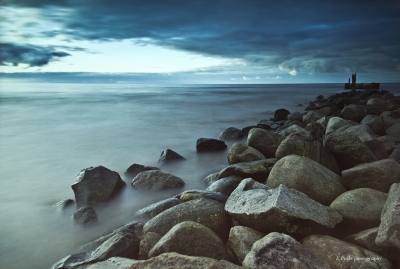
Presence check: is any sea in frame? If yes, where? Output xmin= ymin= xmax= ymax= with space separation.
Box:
xmin=0 ymin=77 xmax=399 ymax=269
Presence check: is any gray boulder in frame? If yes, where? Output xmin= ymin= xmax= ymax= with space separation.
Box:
xmin=367 ymin=98 xmax=387 ymax=106
xmin=273 ymin=108 xmax=290 ymax=121
xmin=218 ymin=159 xmax=277 ymax=182
xmin=73 ymin=207 xmax=98 ymax=226
xmin=86 ymin=257 xmax=137 ymax=269
xmin=279 ymin=124 xmax=309 ymax=137
xmin=196 ymin=138 xmax=227 ymax=152
xmin=133 ymin=198 xmax=180 ymax=220
xmin=247 ymin=128 xmax=284 ymax=158
xmin=227 ymin=143 xmax=265 ymax=164
xmin=341 ymin=159 xmax=400 ymax=192
xmin=377 ymin=135 xmax=400 ymax=154
xmin=386 ymin=122 xmax=400 ymax=137
xmin=203 ymin=172 xmax=219 ymax=186
xmin=325 ymin=116 xmax=358 ymax=135
xmin=138 ymin=232 xmax=162 ymax=260
xmin=389 ymin=145 xmax=400 ymax=163
xmin=124 ymin=164 xmax=159 ymax=180
xmin=346 ymin=228 xmax=387 ymax=259
xmin=158 ymin=149 xmax=185 ymax=165
xmin=303 ymin=111 xmax=324 ymax=126
xmin=341 ymin=124 xmax=376 ymax=142
xmin=242 ymin=232 xmax=331 ymax=269
xmin=302 ymin=234 xmax=395 ymax=269
xmin=206 ymin=175 xmax=243 ymax=195
xmin=325 ymin=132 xmax=377 ymax=170
xmin=227 ymin=226 xmax=264 ymax=264
xmin=267 ymin=155 xmax=346 ymax=206
xmin=364 ymin=139 xmax=389 ymax=160
xmin=53 ymin=199 xmax=75 ymax=214
xmin=287 ymin=111 xmax=304 ymax=122
xmin=381 ymin=114 xmax=400 ymax=130
xmin=330 ymin=188 xmax=388 ymax=232
xmin=131 ymin=170 xmax=184 ymax=190
xmin=225 ymin=179 xmax=343 ymax=238
xmin=219 ymin=127 xmax=244 ymax=140
xmin=148 ymin=221 xmax=230 ymax=261
xmin=72 ymin=166 xmax=126 ymax=208
xmin=361 ymin=115 xmax=384 ymax=135
xmin=174 ymin=189 xmax=228 ymax=204
xmin=143 ymin=198 xmax=232 ymax=241
xmin=340 ymin=104 xmax=367 ymax=123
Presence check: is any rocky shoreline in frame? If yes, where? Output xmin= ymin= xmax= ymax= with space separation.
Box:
xmin=52 ymin=88 xmax=400 ymax=269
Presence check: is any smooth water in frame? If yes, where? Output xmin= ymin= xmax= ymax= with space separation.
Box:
xmin=0 ymin=80 xmax=398 ymax=268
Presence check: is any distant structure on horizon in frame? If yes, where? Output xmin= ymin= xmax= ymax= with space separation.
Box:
xmin=345 ymin=73 xmax=380 ymax=90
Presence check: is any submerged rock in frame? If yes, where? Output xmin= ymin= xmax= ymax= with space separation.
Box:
xmin=157 ymin=149 xmax=185 ymax=165
xmin=196 ymin=138 xmax=227 ymax=152
xmin=53 ymin=199 xmax=75 ymax=214
xmin=73 ymin=207 xmax=98 ymax=226
xmin=133 ymin=198 xmax=180 ymax=220
xmin=219 ymin=127 xmax=244 ymax=140
xmin=273 ymin=108 xmax=290 ymax=121
xmin=124 ymin=164 xmax=159 ymax=180
xmin=131 ymin=170 xmax=184 ymax=190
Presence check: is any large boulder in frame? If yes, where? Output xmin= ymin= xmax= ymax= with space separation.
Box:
xmin=124 ymin=164 xmax=159 ymax=180
xmin=72 ymin=166 xmax=126 ymax=208
xmin=73 ymin=207 xmax=98 ymax=226
xmin=341 ymin=124 xmax=376 ymax=142
xmin=267 ymin=155 xmax=346 ymax=205
xmin=346 ymin=228 xmax=387 ymax=259
xmin=143 ymin=198 xmax=232 ymax=241
xmin=157 ymin=149 xmax=185 ymax=165
xmin=302 ymin=235 xmax=395 ymax=269
xmin=364 ymin=139 xmax=389 ymax=160
xmin=133 ymin=198 xmax=180 ymax=220
xmin=302 ymin=111 xmax=324 ymax=126
xmin=203 ymin=172 xmax=219 ymax=186
xmin=279 ymin=124 xmax=309 ymax=137
xmin=175 ymin=189 xmax=228 ymax=204
xmin=367 ymin=98 xmax=387 ymax=106
xmin=361 ymin=115 xmax=384 ymax=135
xmin=225 ymin=179 xmax=343 ymax=239
xmin=247 ymin=128 xmax=284 ymax=158
xmin=227 ymin=143 xmax=265 ymax=164
xmin=341 ymin=159 xmax=400 ymax=192
xmin=287 ymin=111 xmax=304 ymax=122
xmin=330 ymin=188 xmax=388 ymax=232
xmin=325 ymin=132 xmax=377 ymax=170
xmin=218 ymin=127 xmax=244 ymax=140
xmin=275 ymin=132 xmax=340 ymax=174
xmin=138 ymin=232 xmax=161 ymax=260
xmin=325 ymin=117 xmax=358 ymax=135
xmin=206 ymin=175 xmax=243 ymax=195
xmin=85 ymin=257 xmax=136 ymax=269
xmin=273 ymin=108 xmax=290 ymax=121
xmin=227 ymin=226 xmax=265 ymax=264
xmin=389 ymin=145 xmax=400 ymax=163
xmin=218 ymin=159 xmax=277 ymax=182
xmin=131 ymin=170 xmax=184 ymax=190
xmin=386 ymin=122 xmax=400 ymax=137
xmin=242 ymin=232 xmax=331 ymax=269
xmin=340 ymin=104 xmax=367 ymax=123
xmin=53 ymin=199 xmax=75 ymax=214
xmin=381 ymin=114 xmax=400 ymax=130
xmin=377 ymin=135 xmax=400 ymax=154
xmin=148 ymin=221 xmax=230 ymax=261
xmin=196 ymin=138 xmax=227 ymax=152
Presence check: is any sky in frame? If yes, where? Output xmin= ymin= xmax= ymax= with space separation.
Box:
xmin=0 ymin=0 xmax=400 ymax=83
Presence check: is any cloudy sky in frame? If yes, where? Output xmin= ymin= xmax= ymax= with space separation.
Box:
xmin=1 ymin=0 xmax=399 ymax=83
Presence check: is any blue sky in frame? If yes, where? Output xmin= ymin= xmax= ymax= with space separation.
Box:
xmin=1 ymin=0 xmax=399 ymax=83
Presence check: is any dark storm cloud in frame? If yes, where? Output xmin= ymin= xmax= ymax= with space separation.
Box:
xmin=4 ymin=0 xmax=400 ymax=74
xmin=0 ymin=43 xmax=70 ymax=66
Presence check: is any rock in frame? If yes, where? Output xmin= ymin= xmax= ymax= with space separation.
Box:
xmin=341 ymin=124 xmax=376 ymax=142
xmin=382 ymin=93 xmax=395 ymax=101
xmin=316 ymin=116 xmax=330 ymax=129
xmin=86 ymin=257 xmax=136 ymax=269
xmin=131 ymin=170 xmax=184 ymax=190
xmin=275 ymin=132 xmax=340 ymax=174
xmin=361 ymin=115 xmax=384 ymax=135
xmin=273 ymin=108 xmax=290 ymax=121
xmin=302 ymin=235 xmax=395 ymax=269
xmin=325 ymin=116 xmax=358 ymax=136
xmin=90 ymin=233 xmax=140 ymax=262
xmin=218 ymin=159 xmax=277 ymax=182
xmin=325 ymin=132 xmax=377 ymax=170
xmin=124 ymin=164 xmax=159 ymax=180
xmin=175 ymin=189 xmax=228 ymax=204
xmin=72 ymin=166 xmax=126 ymax=208
xmin=241 ymin=125 xmax=264 ymax=135
xmin=247 ymin=128 xmax=284 ymax=158
xmin=377 ymin=135 xmax=400 ymax=154
xmin=376 ymin=183 xmax=400 ymax=261
xmin=148 ymin=221 xmax=230 ymax=261
xmin=381 ymin=114 xmax=400 ymax=130
xmin=227 ymin=143 xmax=265 ymax=165
xmin=267 ymin=155 xmax=346 ymax=205
xmin=138 ymin=232 xmax=162 ymax=260
xmin=203 ymin=172 xmax=219 ymax=186
xmin=386 ymin=122 xmax=400 ymax=137
xmin=157 ymin=149 xmax=185 ymax=164
xmin=133 ymin=198 xmax=180 ymax=220
xmin=366 ymin=105 xmax=388 ymax=116
xmin=367 ymin=98 xmax=388 ymax=106
xmin=279 ymin=124 xmax=309 ymax=137
xmin=219 ymin=127 xmax=244 ymax=140
xmin=389 ymin=145 xmax=400 ymax=163
xmin=143 ymin=198 xmax=232 ymax=241
xmin=330 ymin=188 xmax=388 ymax=233
xmin=334 ymin=97 xmax=353 ymax=109
xmin=73 ymin=207 xmax=98 ymax=226
xmin=346 ymin=228 xmax=387 ymax=258
xmin=341 ymin=159 xmax=400 ymax=192
xmin=196 ymin=138 xmax=227 ymax=152
xmin=319 ymin=106 xmax=340 ymax=116
xmin=116 ymin=252 xmax=242 ymax=269
xmin=388 ymin=108 xmax=400 ymax=119
xmin=287 ymin=112 xmax=304 ymax=122
xmin=242 ymin=232 xmax=331 ymax=269
xmin=53 ymin=199 xmax=75 ymax=214
xmin=388 ymin=98 xmax=400 ymax=105
xmin=206 ymin=175 xmax=243 ymax=195
xmin=364 ymin=139 xmax=389 ymax=160
xmin=51 ymin=252 xmax=91 ymax=269
xmin=302 ymin=111 xmax=324 ymax=126
xmin=227 ymin=226 xmax=264 ymax=264
xmin=225 ymin=179 xmax=343 ymax=239
xmin=340 ymin=104 xmax=367 ymax=123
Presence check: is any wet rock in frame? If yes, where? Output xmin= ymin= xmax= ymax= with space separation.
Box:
xmin=341 ymin=159 xmax=400 ymax=192
xmin=386 ymin=122 xmax=400 ymax=137
xmin=287 ymin=111 xmax=304 ymax=122
xmin=51 ymin=252 xmax=91 ymax=269
xmin=302 ymin=111 xmax=324 ymax=126
xmin=364 ymin=139 xmax=389 ymax=160
xmin=302 ymin=234 xmax=395 ymax=269
xmin=376 ymin=135 xmax=400 ymax=154
xmin=90 ymin=233 xmax=140 ymax=262
xmin=340 ymin=104 xmax=367 ymax=123
xmin=53 ymin=199 xmax=75 ymax=214
xmin=267 ymin=155 xmax=345 ymax=206
xmin=138 ymin=232 xmax=161 ymax=260
xmin=174 ymin=189 xmax=228 ymax=204
xmin=225 ymin=179 xmax=342 ymax=239
xmin=133 ymin=198 xmax=180 ymax=220
xmin=330 ymin=188 xmax=388 ymax=232
xmin=196 ymin=138 xmax=227 ymax=152
xmin=325 ymin=132 xmax=377 ymax=170
xmin=361 ymin=115 xmax=384 ymax=135
xmin=148 ymin=221 xmax=230 ymax=261
xmin=219 ymin=127 xmax=244 ymax=140
xmin=206 ymin=175 xmax=243 ymax=195
xmin=227 ymin=143 xmax=265 ymax=164
xmin=72 ymin=166 xmax=126 ymax=208
xmin=218 ymin=159 xmax=277 ymax=182
xmin=341 ymin=124 xmax=376 ymax=142
xmin=131 ymin=170 xmax=184 ymax=190
xmin=273 ymin=108 xmax=290 ymax=121
xmin=389 ymin=145 xmax=400 ymax=163
xmin=279 ymin=124 xmax=309 ymax=137
xmin=158 ymin=149 xmax=185 ymax=165
xmin=247 ymin=128 xmax=284 ymax=158
xmin=325 ymin=116 xmax=358 ymax=135
xmin=367 ymin=98 xmax=388 ymax=106
xmin=73 ymin=207 xmax=98 ymax=226
xmin=124 ymin=164 xmax=159 ymax=180
xmin=227 ymin=226 xmax=264 ymax=264
xmin=202 ymin=172 xmax=219 ymax=186
xmin=143 ymin=198 xmax=232 ymax=241
xmin=242 ymin=232 xmax=331 ymax=269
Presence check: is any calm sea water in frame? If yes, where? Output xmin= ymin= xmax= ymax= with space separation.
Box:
xmin=0 ymin=80 xmax=399 ymax=268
